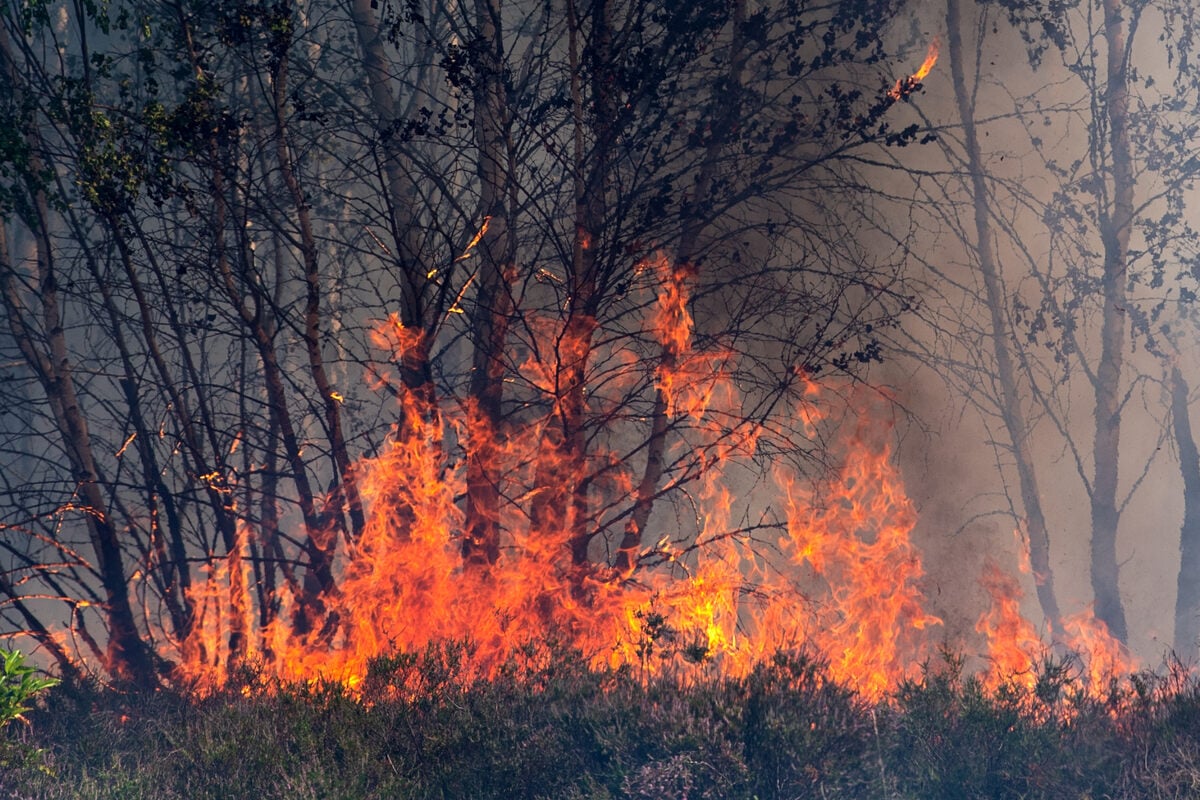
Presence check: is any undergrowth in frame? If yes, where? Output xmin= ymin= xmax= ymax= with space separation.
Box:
xmin=5 ymin=644 xmax=1200 ymax=799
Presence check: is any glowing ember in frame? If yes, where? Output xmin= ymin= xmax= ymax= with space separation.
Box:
xmin=888 ymin=37 xmax=940 ymax=100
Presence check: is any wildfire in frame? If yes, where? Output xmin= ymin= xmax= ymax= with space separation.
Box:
xmin=1062 ymin=609 xmax=1137 ymax=695
xmin=977 ymin=559 xmax=1136 ymax=699
xmin=977 ymin=560 xmax=1044 ymax=693
xmin=165 ymin=252 xmax=1139 ymax=703
xmin=888 ymin=37 xmax=940 ymax=100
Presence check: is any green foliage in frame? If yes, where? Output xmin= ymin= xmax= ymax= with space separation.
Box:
xmin=0 ymin=650 xmax=59 ymax=774
xmin=0 ymin=650 xmax=59 ymax=730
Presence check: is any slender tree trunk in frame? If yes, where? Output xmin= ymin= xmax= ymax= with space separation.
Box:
xmin=945 ymin=0 xmax=1063 ymax=638
xmin=347 ymin=0 xmax=440 ymax=395
xmin=617 ymin=0 xmax=748 ymax=575
xmin=464 ymin=0 xmax=518 ymax=569
xmin=0 ymin=569 xmax=81 ymax=682
xmin=1171 ymin=366 xmax=1200 ymax=660
xmin=87 ymin=233 xmax=194 ymax=641
xmin=171 ymin=5 xmax=337 ymax=634
xmin=269 ymin=31 xmax=366 ymax=545
xmin=0 ymin=217 xmax=156 ymax=686
xmin=0 ymin=22 xmax=156 ymax=681
xmin=532 ymin=0 xmax=614 ymax=568
xmin=1090 ymin=0 xmax=1134 ymax=644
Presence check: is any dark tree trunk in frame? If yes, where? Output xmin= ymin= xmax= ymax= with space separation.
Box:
xmin=0 ymin=217 xmax=157 ymax=687
xmin=617 ymin=0 xmax=748 ymax=575
xmin=269 ymin=33 xmax=366 ymax=547
xmin=530 ymin=0 xmax=613 ymax=569
xmin=464 ymin=0 xmax=518 ymax=570
xmin=1172 ymin=366 xmax=1200 ymax=660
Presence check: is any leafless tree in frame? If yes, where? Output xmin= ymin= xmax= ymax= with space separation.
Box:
xmin=0 ymin=0 xmax=929 ymax=684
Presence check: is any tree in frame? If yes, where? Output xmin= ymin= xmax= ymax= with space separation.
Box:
xmin=0 ymin=0 xmax=930 ymax=685
xmin=942 ymin=0 xmax=1063 ymax=638
xmin=884 ymin=0 xmax=1200 ymax=650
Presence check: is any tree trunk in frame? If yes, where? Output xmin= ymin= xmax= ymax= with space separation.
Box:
xmin=88 ymin=231 xmax=194 ymax=642
xmin=464 ymin=0 xmax=518 ymax=569
xmin=547 ymin=0 xmax=615 ymax=568
xmin=945 ymin=0 xmax=1063 ymax=638
xmin=617 ymin=0 xmax=748 ymax=575
xmin=0 ymin=217 xmax=156 ymax=687
xmin=346 ymin=0 xmax=438 ymax=347
xmin=269 ymin=31 xmax=366 ymax=546
xmin=1090 ymin=0 xmax=1135 ymax=644
xmin=0 ymin=22 xmax=157 ymax=681
xmin=1171 ymin=366 xmax=1200 ymax=661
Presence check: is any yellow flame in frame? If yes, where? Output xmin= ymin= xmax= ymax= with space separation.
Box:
xmin=888 ymin=37 xmax=939 ymax=100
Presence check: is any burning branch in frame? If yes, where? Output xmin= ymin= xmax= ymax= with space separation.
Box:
xmin=888 ymin=37 xmax=940 ymax=100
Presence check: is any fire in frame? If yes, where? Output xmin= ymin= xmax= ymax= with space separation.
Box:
xmin=976 ymin=560 xmax=1044 ymax=693
xmin=163 ymin=252 xmax=1137 ymax=703
xmin=769 ymin=407 xmax=942 ymax=698
xmin=177 ymin=525 xmax=256 ymax=687
xmin=1061 ymin=609 xmax=1137 ymax=695
xmin=650 ymin=258 xmax=736 ymax=420
xmin=888 ymin=37 xmax=940 ymax=100
xmin=977 ymin=559 xmax=1137 ymax=698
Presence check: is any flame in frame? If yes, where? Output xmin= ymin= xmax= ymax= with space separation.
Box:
xmin=976 ymin=560 xmax=1044 ymax=693
xmin=977 ymin=558 xmax=1137 ymax=699
xmin=649 ymin=257 xmax=736 ymax=420
xmin=163 ymin=257 xmax=941 ymax=698
xmin=454 ymin=216 xmax=491 ymax=262
xmin=161 ymin=252 xmax=1137 ymax=703
xmin=774 ymin=411 xmax=942 ymax=699
xmin=1061 ymin=608 xmax=1137 ymax=694
xmin=888 ymin=37 xmax=940 ymax=100
xmin=176 ymin=525 xmax=256 ymax=687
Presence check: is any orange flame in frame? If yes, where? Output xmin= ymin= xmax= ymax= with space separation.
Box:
xmin=163 ymin=254 xmax=1138 ymax=703
xmin=1061 ymin=608 xmax=1137 ymax=695
xmin=977 ymin=557 xmax=1137 ymax=699
xmin=774 ymin=409 xmax=942 ymax=699
xmin=648 ymin=256 xmax=736 ymax=420
xmin=888 ymin=37 xmax=940 ymax=101
xmin=976 ymin=560 xmax=1044 ymax=693
xmin=176 ymin=525 xmax=256 ymax=687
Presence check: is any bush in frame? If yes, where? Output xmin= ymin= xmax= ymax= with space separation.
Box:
xmin=0 ymin=649 xmax=60 ymax=773
xmin=0 ymin=650 xmax=59 ymax=731
xmin=7 ymin=644 xmax=1200 ymax=799
xmin=738 ymin=652 xmax=874 ymax=799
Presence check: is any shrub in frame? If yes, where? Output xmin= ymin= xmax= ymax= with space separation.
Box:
xmin=0 ymin=649 xmax=60 ymax=771
xmin=738 ymin=651 xmax=874 ymax=799
xmin=12 ymin=644 xmax=1200 ymax=799
xmin=0 ymin=650 xmax=59 ymax=731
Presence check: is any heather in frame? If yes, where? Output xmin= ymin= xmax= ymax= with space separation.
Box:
xmin=6 ymin=646 xmax=1200 ymax=800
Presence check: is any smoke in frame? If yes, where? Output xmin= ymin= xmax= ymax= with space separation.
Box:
xmin=875 ymin=0 xmax=1196 ymax=665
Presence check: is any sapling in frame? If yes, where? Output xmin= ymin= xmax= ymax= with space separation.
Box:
xmin=0 ymin=650 xmax=59 ymax=730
